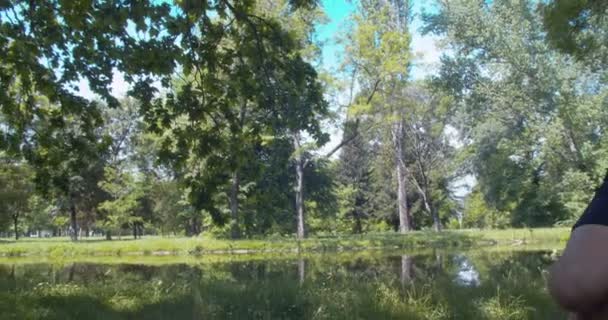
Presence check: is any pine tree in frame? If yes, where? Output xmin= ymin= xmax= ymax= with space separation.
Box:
xmin=336 ymin=120 xmax=373 ymax=233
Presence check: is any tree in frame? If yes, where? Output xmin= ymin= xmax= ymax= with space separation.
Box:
xmin=136 ymin=0 xmax=330 ymax=240
xmin=0 ymin=162 xmax=33 ymax=239
xmin=98 ymin=167 xmax=144 ymax=240
xmin=335 ymin=120 xmax=373 ymax=233
xmin=343 ymin=0 xmax=413 ymax=232
xmin=2 ymin=0 xmax=345 ymax=240
xmin=462 ymin=187 xmax=509 ymax=229
xmin=0 ymin=0 xmax=227 ymax=239
xmin=0 ymin=2 xmax=179 ymax=240
xmin=237 ymin=135 xmax=295 ymax=236
xmin=424 ymin=0 xmax=608 ymax=227
xmin=367 ymin=136 xmax=400 ymax=231
xmin=286 ymin=75 xmax=330 ymax=239
xmin=27 ymin=98 xmax=109 ymax=240
xmin=51 ymin=215 xmax=70 ymax=237
xmin=542 ymin=0 xmax=608 ymax=67
xmin=149 ymin=180 xmax=193 ymax=235
xmin=98 ymin=97 xmax=155 ymax=239
xmin=400 ymin=85 xmax=456 ymax=231
xmin=25 ymin=195 xmax=53 ymax=236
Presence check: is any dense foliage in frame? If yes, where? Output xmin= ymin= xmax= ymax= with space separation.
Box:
xmin=0 ymin=0 xmax=606 ymax=239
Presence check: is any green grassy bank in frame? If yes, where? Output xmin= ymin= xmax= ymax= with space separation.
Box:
xmin=0 ymin=228 xmax=570 ymax=258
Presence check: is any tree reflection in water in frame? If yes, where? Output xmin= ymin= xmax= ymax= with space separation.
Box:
xmin=0 ymin=251 xmax=565 ymax=319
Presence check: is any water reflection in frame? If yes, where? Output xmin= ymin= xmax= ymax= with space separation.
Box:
xmin=400 ymin=255 xmax=413 ymax=286
xmin=0 ymin=251 xmax=564 ymax=320
xmin=297 ymin=258 xmax=305 ymax=285
xmin=454 ymin=254 xmax=481 ymax=287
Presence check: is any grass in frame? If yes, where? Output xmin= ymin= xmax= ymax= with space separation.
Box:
xmin=0 ymin=227 xmax=570 ymax=258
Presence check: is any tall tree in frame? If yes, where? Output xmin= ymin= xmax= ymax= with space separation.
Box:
xmin=98 ymin=167 xmax=139 ymax=240
xmin=253 ymin=0 xmax=335 ymax=239
xmin=400 ymin=85 xmax=455 ymax=231
xmin=97 ymin=98 xmax=152 ymax=238
xmin=344 ymin=0 xmax=413 ymax=232
xmin=335 ymin=120 xmax=373 ymax=233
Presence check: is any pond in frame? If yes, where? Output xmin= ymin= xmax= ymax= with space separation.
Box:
xmin=0 ymin=250 xmax=565 ymax=319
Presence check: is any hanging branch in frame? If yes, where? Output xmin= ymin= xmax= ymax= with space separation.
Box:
xmin=303 ymin=78 xmax=381 ymax=167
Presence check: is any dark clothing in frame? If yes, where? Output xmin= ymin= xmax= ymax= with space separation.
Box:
xmin=574 ymin=178 xmax=608 ymax=229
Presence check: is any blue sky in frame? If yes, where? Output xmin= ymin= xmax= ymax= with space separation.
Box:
xmin=315 ymin=0 xmax=356 ymax=70
xmin=316 ymin=0 xmax=443 ymax=80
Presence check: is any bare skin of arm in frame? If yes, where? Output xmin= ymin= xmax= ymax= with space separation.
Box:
xmin=549 ymin=225 xmax=608 ymax=317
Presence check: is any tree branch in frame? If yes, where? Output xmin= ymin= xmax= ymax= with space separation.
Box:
xmin=316 ymin=79 xmax=381 ymax=163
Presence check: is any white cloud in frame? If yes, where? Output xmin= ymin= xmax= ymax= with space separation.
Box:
xmin=410 ymin=32 xmax=443 ymax=80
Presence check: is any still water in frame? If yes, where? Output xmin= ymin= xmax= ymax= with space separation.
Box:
xmin=0 ymin=250 xmax=564 ymax=319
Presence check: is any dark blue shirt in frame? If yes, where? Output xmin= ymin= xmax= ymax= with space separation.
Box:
xmin=574 ymin=178 xmax=608 ymax=229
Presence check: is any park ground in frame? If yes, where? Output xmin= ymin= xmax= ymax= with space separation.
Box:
xmin=0 ymin=228 xmax=570 ymax=259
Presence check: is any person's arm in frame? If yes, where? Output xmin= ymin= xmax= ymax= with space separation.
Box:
xmin=549 ymin=224 xmax=608 ymax=313
xmin=549 ymin=176 xmax=608 ymax=315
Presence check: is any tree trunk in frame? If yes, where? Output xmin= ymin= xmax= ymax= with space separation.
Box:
xmin=229 ymin=170 xmax=241 ymax=239
xmin=12 ymin=214 xmax=18 ymax=240
xmin=68 ymin=264 xmax=75 ymax=282
xmin=69 ymin=202 xmax=78 ymax=241
xmin=353 ymin=209 xmax=363 ymax=234
xmin=105 ymin=231 xmax=112 ymax=240
xmin=393 ymin=120 xmax=413 ymax=233
xmin=133 ymin=223 xmax=137 ymax=239
xmin=431 ymin=204 xmax=442 ymax=232
xmin=195 ymin=218 xmax=201 ymax=236
xmin=396 ymin=165 xmax=412 ymax=233
xmin=421 ymin=194 xmax=441 ymax=232
xmin=293 ymin=133 xmax=306 ymax=240
xmin=189 ymin=217 xmax=201 ymax=236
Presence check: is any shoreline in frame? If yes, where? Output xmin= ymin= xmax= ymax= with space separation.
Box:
xmin=0 ymin=228 xmax=569 ymax=259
